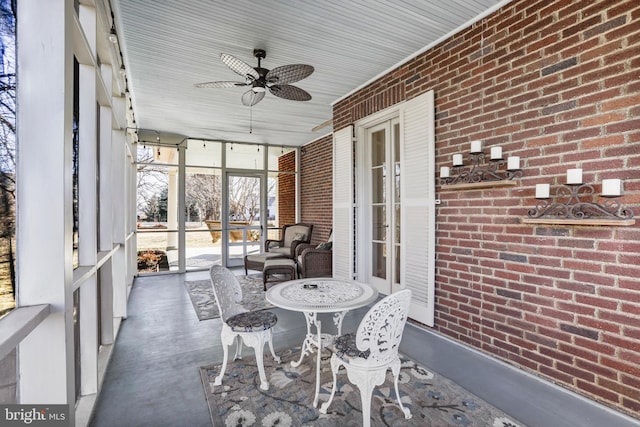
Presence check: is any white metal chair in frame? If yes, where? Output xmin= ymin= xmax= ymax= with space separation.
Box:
xmin=209 ymin=265 xmax=281 ymax=390
xmin=320 ymin=289 xmax=412 ymax=427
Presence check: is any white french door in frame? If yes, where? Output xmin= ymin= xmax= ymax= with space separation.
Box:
xmin=224 ymin=172 xmax=264 ymax=267
xmin=367 ymin=118 xmax=401 ymax=295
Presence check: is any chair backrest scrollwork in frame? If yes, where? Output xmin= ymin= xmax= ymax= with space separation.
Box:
xmin=356 ymin=289 xmax=412 ymax=365
xmin=209 ymin=265 xmax=248 ymax=322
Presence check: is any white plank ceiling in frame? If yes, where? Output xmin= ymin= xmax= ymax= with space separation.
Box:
xmin=113 ymin=0 xmax=510 ymax=147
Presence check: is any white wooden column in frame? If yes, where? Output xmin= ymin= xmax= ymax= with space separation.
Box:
xmin=77 ymin=3 xmax=100 ymax=398
xmin=167 ymin=169 xmax=179 ymax=250
xmin=126 ymin=148 xmax=137 ymax=292
xmin=178 ymin=146 xmax=186 ymax=271
xmin=16 ymin=0 xmax=75 ymax=410
xmin=111 ymin=128 xmax=127 ymax=319
xmin=99 ymin=65 xmax=114 ymax=345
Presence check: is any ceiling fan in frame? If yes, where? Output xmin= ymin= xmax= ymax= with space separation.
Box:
xmin=195 ymin=49 xmax=314 ymax=106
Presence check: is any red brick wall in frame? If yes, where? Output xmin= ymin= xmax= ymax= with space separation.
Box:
xmin=300 ymin=135 xmax=333 ymax=244
xmin=333 ymin=0 xmax=640 ymax=417
xmin=277 ymin=151 xmax=296 ymax=228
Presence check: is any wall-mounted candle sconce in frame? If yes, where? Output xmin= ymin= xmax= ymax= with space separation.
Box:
xmin=527 ymin=169 xmax=635 ymax=223
xmin=440 ymin=140 xmax=522 ymax=186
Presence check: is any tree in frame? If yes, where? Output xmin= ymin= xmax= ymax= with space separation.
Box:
xmin=228 ymin=176 xmax=261 ymax=223
xmin=185 ymin=172 xmax=221 ymax=222
xmin=136 ymin=145 xmax=169 ymax=221
xmin=0 ymin=0 xmax=15 ymax=315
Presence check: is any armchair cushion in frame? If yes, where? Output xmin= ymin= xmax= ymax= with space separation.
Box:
xmin=316 ymin=241 xmax=332 ymax=250
xmin=283 ymin=225 xmax=310 ymax=247
xmin=265 ymin=223 xmax=313 ymax=258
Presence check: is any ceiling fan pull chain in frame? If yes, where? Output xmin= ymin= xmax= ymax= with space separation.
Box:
xmin=249 ymin=104 xmax=253 ymax=134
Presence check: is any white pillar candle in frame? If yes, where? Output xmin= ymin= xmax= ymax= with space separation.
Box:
xmin=601 ymin=178 xmax=621 ymax=196
xmin=452 ymin=154 xmax=463 ymax=166
xmin=535 ymin=183 xmax=550 ymax=199
xmin=566 ymin=168 xmax=582 ymax=184
xmin=507 ymin=156 xmax=520 ymax=170
xmin=440 ymin=166 xmax=450 ymax=178
xmin=490 ymin=146 xmax=502 ymax=160
xmin=470 ymin=140 xmax=482 ymax=153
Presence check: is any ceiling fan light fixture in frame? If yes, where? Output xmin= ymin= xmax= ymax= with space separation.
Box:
xmin=252 ymin=86 xmax=266 ymax=93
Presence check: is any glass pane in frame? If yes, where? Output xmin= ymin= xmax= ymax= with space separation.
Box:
xmin=227 ymin=175 xmax=262 ymax=265
xmin=185 ymin=230 xmax=220 ymax=270
xmin=394 ymin=162 xmax=401 ymax=202
xmin=137 ymin=164 xmax=178 ymax=273
xmin=372 ymin=242 xmax=386 ymax=280
xmin=186 ymin=140 xmax=221 ymax=167
xmin=268 ymin=146 xmax=296 ymax=171
xmin=226 ymin=142 xmax=264 ymax=169
xmin=394 ymin=245 xmax=400 ymax=284
xmin=185 ymin=168 xmax=221 ymax=223
xmin=371 ymin=166 xmax=385 ymax=203
xmin=394 ymin=123 xmax=400 ymax=202
xmin=136 ymin=230 xmax=174 ymax=273
xmin=371 ymin=129 xmax=385 ymax=167
xmin=394 ymin=123 xmax=400 ymax=161
xmin=372 ymin=205 xmax=386 ymax=241
xmin=73 ymin=287 xmax=80 ymax=400
xmin=137 ymin=144 xmax=155 ymax=163
xmin=72 ymin=58 xmax=79 ymax=269
xmin=395 ymin=204 xmax=401 ymax=244
xmin=136 ymin=165 xmax=177 ymax=226
xmin=0 ymin=7 xmax=16 ymax=317
xmin=394 ymin=122 xmax=401 ymax=282
xmin=228 ymin=176 xmax=260 ymax=223
xmin=136 ymin=142 xmax=179 ymax=166
xmin=185 ymin=168 xmax=222 ymax=270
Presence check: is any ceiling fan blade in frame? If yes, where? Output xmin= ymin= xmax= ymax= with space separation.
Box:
xmin=266 ymin=64 xmax=314 ymax=85
xmin=194 ymin=81 xmax=248 ymax=88
xmin=241 ymin=90 xmax=265 ymax=106
xmin=220 ymin=53 xmax=260 ymax=80
xmin=269 ymin=84 xmax=312 ymax=101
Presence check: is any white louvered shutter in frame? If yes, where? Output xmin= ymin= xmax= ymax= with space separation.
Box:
xmin=332 ymin=125 xmax=354 ymax=280
xmin=400 ymin=90 xmax=436 ymax=326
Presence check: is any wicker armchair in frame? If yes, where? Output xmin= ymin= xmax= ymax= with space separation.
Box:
xmin=265 ymin=223 xmax=313 ymax=259
xmin=296 ymin=232 xmax=332 ymax=278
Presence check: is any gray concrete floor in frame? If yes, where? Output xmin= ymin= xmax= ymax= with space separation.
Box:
xmin=89 ymin=270 xmax=639 ymax=427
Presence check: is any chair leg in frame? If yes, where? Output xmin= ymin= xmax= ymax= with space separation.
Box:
xmin=266 ymin=329 xmax=281 ymax=364
xmin=357 ymin=378 xmax=375 ymax=427
xmin=319 ymin=355 xmax=341 ymax=414
xmin=391 ymin=361 xmax=412 ymax=419
xmin=242 ymin=332 xmax=269 ymax=390
xmin=347 ymin=368 xmax=386 ymax=427
xmin=214 ymin=328 xmax=235 ymax=386
xmin=233 ymin=335 xmax=243 ymax=360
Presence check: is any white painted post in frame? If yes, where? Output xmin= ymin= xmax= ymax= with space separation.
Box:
xmin=111 ymin=129 xmax=127 ymax=319
xmin=16 ymin=0 xmax=76 ymax=413
xmin=99 ymin=68 xmax=114 ymax=345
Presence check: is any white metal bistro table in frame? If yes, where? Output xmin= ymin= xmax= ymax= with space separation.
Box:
xmin=265 ymin=278 xmax=378 ymax=407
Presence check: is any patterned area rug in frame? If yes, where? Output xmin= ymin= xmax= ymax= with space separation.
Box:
xmin=200 ymin=347 xmax=526 ymax=427
xmin=184 ymin=274 xmax=274 ymax=320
